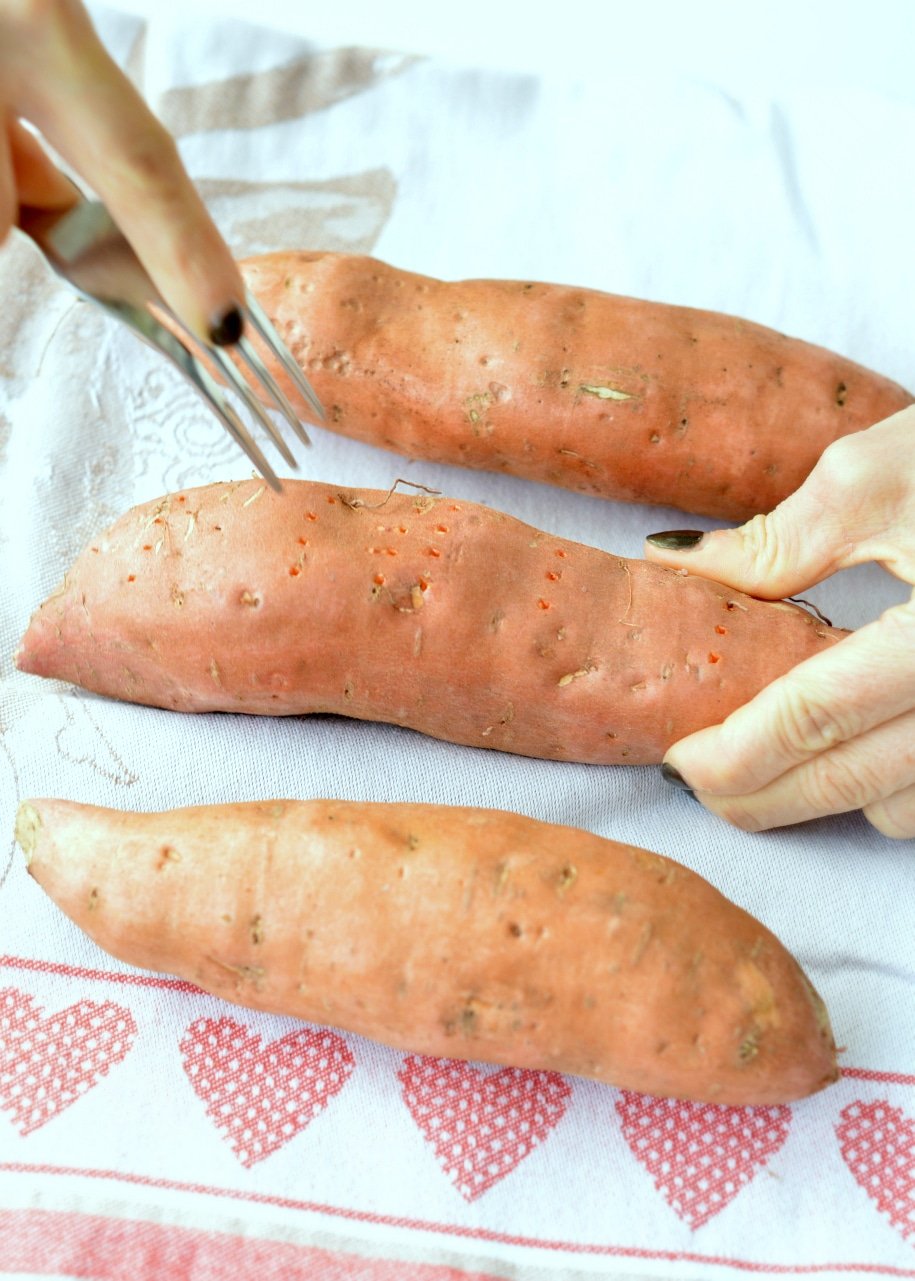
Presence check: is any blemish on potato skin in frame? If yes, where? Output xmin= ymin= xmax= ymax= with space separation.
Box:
xmin=206 ymin=955 xmax=266 ymax=989
xmin=157 ymin=844 xmax=181 ymax=870
xmin=631 ymin=922 xmax=653 ymax=965
xmin=579 ymin=383 xmax=636 ymax=402
xmin=493 ymin=862 xmax=511 ymax=895
xmin=738 ymin=1032 xmax=760 ymax=1062
xmin=556 ymin=864 xmax=578 ymax=895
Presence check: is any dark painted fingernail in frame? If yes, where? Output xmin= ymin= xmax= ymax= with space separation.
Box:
xmin=646 ymin=530 xmax=705 ymax=550
xmin=661 ymin=762 xmax=695 ymax=794
xmin=209 ymin=305 xmax=244 ymax=347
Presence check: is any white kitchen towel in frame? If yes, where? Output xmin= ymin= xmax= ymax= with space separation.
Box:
xmin=0 ymin=6 xmax=913 ymax=1279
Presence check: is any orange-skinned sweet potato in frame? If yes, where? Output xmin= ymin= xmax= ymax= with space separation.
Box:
xmin=16 ymin=797 xmax=838 ymax=1106
xmin=241 ymin=252 xmax=913 ymax=521
xmin=16 ymin=479 xmax=847 ymax=765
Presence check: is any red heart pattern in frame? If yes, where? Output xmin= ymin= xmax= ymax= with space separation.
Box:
xmin=836 ymin=1099 xmax=915 ymax=1242
xmin=616 ymin=1090 xmax=792 ymax=1229
xmin=0 ymin=987 xmax=137 ymax=1135
xmin=179 ymin=1016 xmax=355 ymax=1167
xmin=7 ymin=968 xmax=915 ymax=1244
xmin=398 ymin=1054 xmax=572 ymax=1201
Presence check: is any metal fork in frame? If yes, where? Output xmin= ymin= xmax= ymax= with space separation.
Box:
xmin=18 ymin=198 xmax=323 ymax=490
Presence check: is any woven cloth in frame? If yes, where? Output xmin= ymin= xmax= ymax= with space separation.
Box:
xmin=1 ymin=6 xmax=913 ymax=1277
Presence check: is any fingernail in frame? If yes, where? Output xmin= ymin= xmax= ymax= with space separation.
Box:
xmin=209 ymin=305 xmax=244 ymax=347
xmin=646 ymin=530 xmax=705 ymax=551
xmin=661 ymin=761 xmax=695 ymax=794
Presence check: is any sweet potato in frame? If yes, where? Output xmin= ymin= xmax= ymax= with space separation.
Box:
xmin=240 ymin=251 xmax=913 ymax=521
xmin=16 ymin=480 xmax=847 ymax=765
xmin=16 ymin=796 xmax=838 ymax=1105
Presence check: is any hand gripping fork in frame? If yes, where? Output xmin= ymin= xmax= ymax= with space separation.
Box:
xmin=19 ymin=198 xmax=323 ymax=490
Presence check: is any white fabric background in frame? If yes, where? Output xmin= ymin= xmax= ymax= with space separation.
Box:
xmin=0 ymin=3 xmax=913 ymax=1277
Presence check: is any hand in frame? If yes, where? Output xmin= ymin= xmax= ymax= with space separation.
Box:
xmin=0 ymin=0 xmax=244 ymax=343
xmin=644 ymin=404 xmax=915 ymax=839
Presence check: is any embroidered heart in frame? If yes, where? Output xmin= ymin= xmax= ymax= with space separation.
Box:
xmin=836 ymin=1099 xmax=915 ymax=1241
xmin=0 ymin=988 xmax=137 ymax=1135
xmin=616 ymin=1090 xmax=792 ymax=1229
xmin=398 ymin=1054 xmax=572 ymax=1201
xmin=179 ymin=1017 xmax=355 ymax=1167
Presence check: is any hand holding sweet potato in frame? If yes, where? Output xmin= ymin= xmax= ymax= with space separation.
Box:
xmin=648 ymin=405 xmax=915 ymax=836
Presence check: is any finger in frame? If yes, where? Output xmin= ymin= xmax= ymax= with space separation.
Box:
xmin=9 ymin=118 xmax=78 ymax=211
xmin=16 ymin=3 xmax=243 ymax=342
xmin=865 ymin=783 xmax=915 ymax=841
xmin=0 ymin=119 xmax=14 ymax=243
xmin=694 ymin=705 xmax=915 ymax=833
xmin=664 ymin=591 xmax=915 ymax=796
xmin=644 ymin=407 xmax=915 ymax=597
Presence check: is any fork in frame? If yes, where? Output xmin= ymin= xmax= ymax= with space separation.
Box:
xmin=18 ymin=198 xmax=324 ymax=491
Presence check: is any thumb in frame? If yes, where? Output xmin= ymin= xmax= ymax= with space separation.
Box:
xmin=643 ymin=439 xmax=865 ymax=600
xmin=9 ymin=119 xmax=80 ymax=214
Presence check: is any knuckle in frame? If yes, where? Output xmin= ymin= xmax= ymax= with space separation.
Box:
xmin=813 ymin=434 xmax=879 ymax=496
xmin=771 ymin=678 xmax=852 ymax=759
xmin=735 ymin=513 xmax=786 ymax=584
xmin=117 ymin=127 xmax=182 ymax=192
xmin=3 ymin=0 xmax=54 ymax=26
xmin=2 ymin=0 xmax=70 ymax=45
xmin=800 ymin=751 xmax=884 ymax=815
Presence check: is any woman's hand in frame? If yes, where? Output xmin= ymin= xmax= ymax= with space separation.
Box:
xmin=645 ymin=404 xmax=915 ymax=839
xmin=0 ymin=0 xmax=244 ymax=343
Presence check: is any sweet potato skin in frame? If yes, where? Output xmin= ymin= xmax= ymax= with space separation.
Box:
xmin=16 ymin=480 xmax=846 ymax=765
xmin=241 ymin=252 xmax=913 ymax=521
xmin=16 ymin=797 xmax=838 ymax=1106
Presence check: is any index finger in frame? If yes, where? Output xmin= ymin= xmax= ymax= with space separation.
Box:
xmin=664 ymin=593 xmax=915 ymax=796
xmin=11 ymin=0 xmax=243 ymax=342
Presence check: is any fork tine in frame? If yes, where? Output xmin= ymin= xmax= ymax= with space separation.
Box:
xmin=236 ymin=334 xmax=312 ymax=448
xmin=186 ymin=359 xmax=283 ymax=492
xmin=244 ymin=288 xmax=326 ymax=423
xmin=20 ymin=197 xmax=309 ymax=488
xmin=110 ymin=301 xmax=284 ymax=491
xmin=207 ymin=344 xmax=298 ymax=469
xmin=209 ymin=394 xmax=283 ymax=493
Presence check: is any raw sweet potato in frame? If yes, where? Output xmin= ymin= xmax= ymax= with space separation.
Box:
xmin=240 ymin=251 xmax=913 ymax=521
xmin=16 ymin=797 xmax=838 ymax=1105
xmin=16 ymin=479 xmax=847 ymax=765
